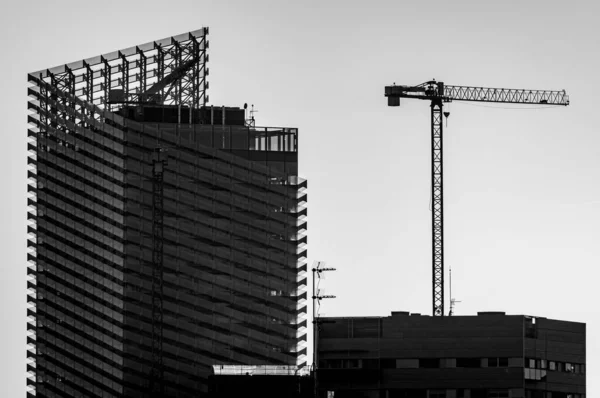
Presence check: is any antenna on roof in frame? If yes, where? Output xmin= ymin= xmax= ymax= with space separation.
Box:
xmin=245 ymin=104 xmax=257 ymax=128
xmin=312 ymin=261 xmax=335 ymax=398
xmin=449 ymin=266 xmax=461 ymax=316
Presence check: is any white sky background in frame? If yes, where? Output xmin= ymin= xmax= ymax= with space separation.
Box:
xmin=1 ymin=0 xmax=598 ymax=395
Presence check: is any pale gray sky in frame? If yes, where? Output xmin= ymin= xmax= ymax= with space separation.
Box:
xmin=2 ymin=0 xmax=598 ymax=395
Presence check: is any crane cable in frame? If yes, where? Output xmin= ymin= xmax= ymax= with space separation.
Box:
xmin=428 ymin=101 xmax=562 ymax=210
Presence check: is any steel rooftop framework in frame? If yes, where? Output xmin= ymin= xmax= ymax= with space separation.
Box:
xmin=29 ymin=28 xmax=209 ymax=112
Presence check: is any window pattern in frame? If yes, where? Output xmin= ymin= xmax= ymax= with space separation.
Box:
xmin=525 ymin=391 xmax=585 ymax=398
xmin=386 ymin=389 xmax=511 ymax=398
xmin=27 ymin=29 xmax=308 ymax=398
xmin=525 ymin=357 xmax=585 ymax=377
xmin=487 ymin=391 xmax=509 ymax=398
xmin=321 ymin=357 xmax=518 ymax=369
xmin=331 ymin=388 xmax=583 ymax=398
xmin=487 ymin=357 xmax=509 ymax=367
xmin=28 ymin=69 xmax=127 ymax=398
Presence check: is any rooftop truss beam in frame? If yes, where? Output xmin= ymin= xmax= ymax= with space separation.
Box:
xmin=28 ymin=28 xmax=209 ymax=111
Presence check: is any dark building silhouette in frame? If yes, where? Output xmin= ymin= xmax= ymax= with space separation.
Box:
xmin=26 ymin=28 xmax=308 ymax=397
xmin=317 ymin=312 xmax=585 ymax=398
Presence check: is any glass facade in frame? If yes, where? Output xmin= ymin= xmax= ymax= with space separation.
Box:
xmin=27 ymin=72 xmax=127 ymax=397
xmin=27 ymin=29 xmax=307 ymax=397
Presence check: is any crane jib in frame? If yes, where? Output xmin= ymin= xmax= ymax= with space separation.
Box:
xmin=385 ymin=82 xmax=569 ymax=106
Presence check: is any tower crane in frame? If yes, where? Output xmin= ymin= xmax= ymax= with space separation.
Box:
xmin=385 ymin=81 xmax=569 ymax=317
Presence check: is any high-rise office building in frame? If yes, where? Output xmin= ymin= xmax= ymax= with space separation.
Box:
xmin=26 ymin=28 xmax=308 ymax=397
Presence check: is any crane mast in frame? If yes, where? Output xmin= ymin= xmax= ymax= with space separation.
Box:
xmin=385 ymin=80 xmax=569 ymax=317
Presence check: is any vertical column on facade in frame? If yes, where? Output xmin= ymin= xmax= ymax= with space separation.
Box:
xmin=102 ymin=57 xmax=110 ymax=111
xmin=137 ymin=46 xmax=147 ymax=96
xmin=203 ymin=28 xmax=209 ymax=106
xmin=191 ymin=36 xmax=199 ymax=110
xmin=179 ymin=40 xmax=185 ymax=107
xmin=119 ymin=52 xmax=129 ymax=102
xmin=83 ymin=62 xmax=93 ymax=126
xmin=155 ymin=43 xmax=164 ymax=104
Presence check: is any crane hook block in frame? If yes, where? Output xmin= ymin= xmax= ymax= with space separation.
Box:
xmin=388 ymin=97 xmax=400 ymax=107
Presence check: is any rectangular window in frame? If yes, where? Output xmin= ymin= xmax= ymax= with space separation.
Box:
xmin=471 ymin=390 xmax=487 ymax=398
xmin=342 ymin=359 xmax=360 ymax=369
xmin=456 ymin=358 xmax=480 ymax=368
xmin=428 ymin=390 xmax=445 ymax=398
xmin=549 ymin=361 xmax=556 ymax=370
xmin=362 ymin=359 xmax=379 ymax=369
xmin=508 ymin=357 xmax=523 ymax=367
xmin=420 ymin=358 xmax=440 ymax=368
xmin=565 ymin=363 xmax=574 ymax=372
xmin=524 ymin=391 xmax=545 ymax=398
xmin=540 ymin=359 xmax=546 ymax=369
xmin=526 ymin=368 xmax=543 ymax=381
xmin=487 ymin=358 xmax=508 ymax=367
xmin=396 ymin=359 xmax=418 ymax=369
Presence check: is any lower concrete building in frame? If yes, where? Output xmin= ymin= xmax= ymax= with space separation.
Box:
xmin=317 ymin=312 xmax=585 ymax=398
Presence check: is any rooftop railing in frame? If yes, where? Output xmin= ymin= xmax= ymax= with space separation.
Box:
xmin=211 ymin=365 xmax=311 ymax=376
